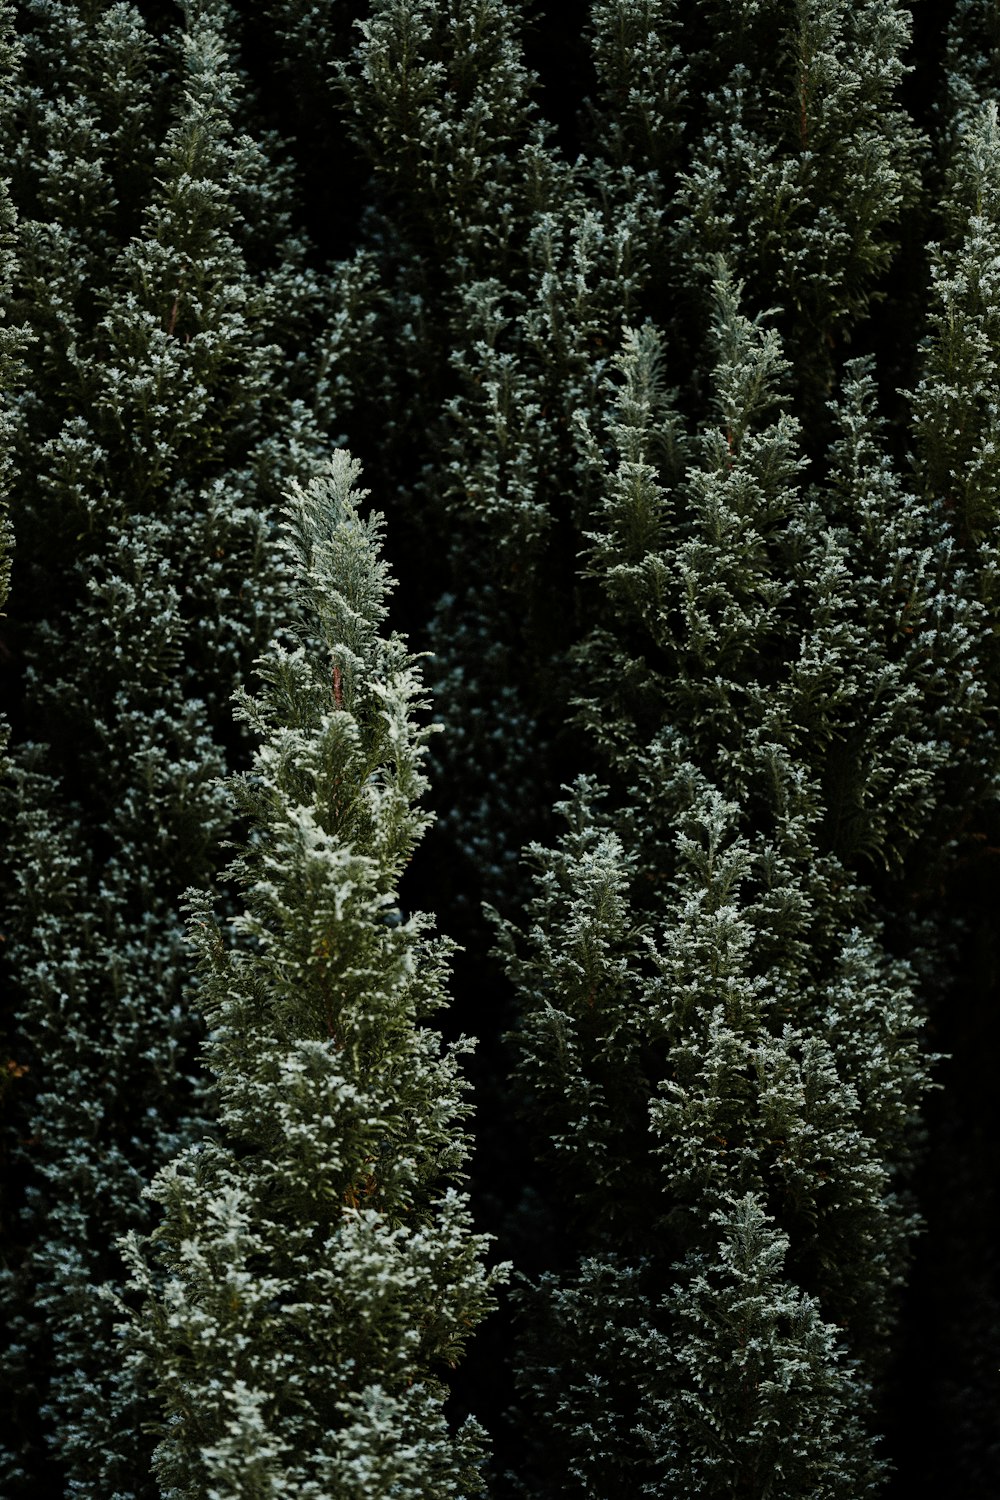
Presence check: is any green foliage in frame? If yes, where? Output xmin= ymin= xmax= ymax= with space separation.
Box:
xmin=0 ymin=0 xmax=21 ymax=624
xmin=912 ymin=101 xmax=1000 ymax=567
xmin=944 ymin=0 xmax=1000 ymax=130
xmin=499 ymin=272 xmax=986 ymax=1493
xmin=0 ymin=3 xmax=337 ymax=1490
xmin=578 ymin=275 xmax=984 ymax=885
xmin=1 ymin=3 xmax=999 ymax=1494
xmin=501 ymin=776 xmax=908 ymax=1493
xmin=888 ymin=28 xmax=1000 ymax=1490
xmin=340 ymin=0 xmax=667 ymax=921
xmin=345 ymin=0 xmax=540 ymax=257
xmin=512 ymin=1202 xmax=880 ymax=1499
xmin=334 ymin=0 xmax=555 ymax=917
xmin=656 ymin=1194 xmax=880 ymax=1497
xmin=121 ymin=453 xmax=503 ymax=1498
xmin=0 ymin=0 xmax=26 ymax=1350
xmin=586 ymin=0 xmax=687 ymax=177
xmin=674 ymin=0 xmax=920 ymax=402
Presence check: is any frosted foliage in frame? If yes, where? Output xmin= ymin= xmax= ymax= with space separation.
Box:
xmin=1 ymin=3 xmax=993 ymax=1496
xmin=0 ymin=5 xmax=21 ymax=620
xmin=502 ymin=785 xmax=896 ymax=1494
xmin=346 ymin=1 xmax=661 ymax=557
xmin=944 ymin=0 xmax=1000 ymax=130
xmin=444 ymin=182 xmax=657 ymax=557
xmin=122 ymin=457 xmax=502 ymax=1497
xmin=674 ymin=0 xmax=917 ymax=389
xmin=580 ymin=275 xmax=984 ymax=876
xmin=0 ymin=2 xmax=335 ymax=1492
xmin=588 ymin=0 xmax=686 ymax=173
xmin=340 ymin=0 xmax=582 ymax=913
xmin=0 ymin=512 xmax=7 ymax=642
xmin=656 ymin=1196 xmax=883 ymax=1497
xmin=502 ymin=273 xmax=984 ymax=1492
xmin=346 ymin=0 xmax=542 ymax=253
xmin=912 ymin=102 xmax=1000 ymax=593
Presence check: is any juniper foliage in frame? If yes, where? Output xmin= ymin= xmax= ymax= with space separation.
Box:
xmin=0 ymin=3 xmax=335 ymax=1490
xmin=1 ymin=3 xmax=999 ymax=1495
xmin=673 ymin=0 xmax=920 ymax=405
xmin=912 ymin=100 xmax=1000 ymax=600
xmin=122 ymin=453 xmax=502 ymax=1500
xmin=499 ymin=271 xmax=985 ymax=1495
xmin=883 ymin=26 xmax=1000 ymax=1488
xmin=340 ymin=0 xmax=667 ymax=918
xmin=0 ymin=0 xmax=18 ymax=667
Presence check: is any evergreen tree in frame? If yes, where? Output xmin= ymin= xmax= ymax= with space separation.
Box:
xmin=336 ymin=22 xmax=984 ymax=1481
xmin=334 ymin=0 xmax=926 ymax=922
xmin=122 ymin=452 xmax=502 ymax=1499
xmin=942 ymin=0 xmax=1000 ymax=134
xmin=887 ymin=39 xmax=1000 ymax=1487
xmin=653 ymin=1194 xmax=877 ymax=1496
xmin=339 ymin=0 xmax=560 ymax=915
xmin=673 ymin=0 xmax=920 ymax=407
xmin=0 ymin=34 xmax=20 ymax=1108
xmin=0 ymin=0 xmax=19 ymax=709
xmin=499 ymin=271 xmax=985 ymax=1494
xmin=586 ymin=0 xmax=686 ymax=182
xmin=912 ymin=99 xmax=1000 ymax=598
xmin=0 ymin=3 xmax=337 ymax=1490
xmin=0 ymin=3 xmax=998 ymax=1493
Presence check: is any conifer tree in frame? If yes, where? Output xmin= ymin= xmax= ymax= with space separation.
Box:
xmin=0 ymin=0 xmax=24 ymax=1115
xmin=1 ymin=3 xmax=998 ymax=1493
xmin=336 ymin=20 xmax=982 ymax=1480
xmin=0 ymin=0 xmax=18 ymax=702
xmin=334 ymin=0 xmax=925 ymax=924
xmin=888 ymin=34 xmax=1000 ymax=1485
xmin=672 ymin=0 xmax=920 ymax=406
xmin=340 ymin=0 xmax=668 ymax=915
xmin=499 ymin=272 xmax=985 ymax=1494
xmin=653 ymin=1193 xmax=877 ymax=1496
xmin=942 ymin=0 xmax=1000 ymax=133
xmin=0 ymin=3 xmax=337 ymax=1490
xmin=122 ymin=452 xmax=502 ymax=1499
xmin=912 ymin=99 xmax=1000 ymax=616
xmin=339 ymin=0 xmax=559 ymax=904
xmin=586 ymin=0 xmax=686 ymax=182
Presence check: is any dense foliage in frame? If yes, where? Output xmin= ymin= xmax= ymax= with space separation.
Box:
xmin=1 ymin=1 xmax=999 ymax=1495
xmin=122 ymin=454 xmax=501 ymax=1498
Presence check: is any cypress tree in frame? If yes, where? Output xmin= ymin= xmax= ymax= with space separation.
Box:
xmin=1 ymin=3 xmax=998 ymax=1492
xmin=337 ymin=16 xmax=977 ymax=1487
xmin=654 ymin=1193 xmax=877 ymax=1495
xmin=912 ymin=99 xmax=1000 ymax=597
xmin=0 ymin=3 xmax=336 ymax=1489
xmin=338 ymin=0 xmax=561 ymax=913
xmin=887 ymin=32 xmax=1000 ymax=1484
xmin=942 ymin=0 xmax=1000 ymax=133
xmin=0 ymin=11 xmax=20 ymax=1016
xmin=121 ymin=452 xmax=502 ymax=1498
xmin=329 ymin=1 xmax=687 ymax=966
xmin=498 ymin=269 xmax=985 ymax=1494
xmin=333 ymin=0 xmax=925 ymax=919
xmin=0 ymin=0 xmax=18 ymax=706
xmin=672 ymin=0 xmax=920 ymax=407
xmin=586 ymin=0 xmax=686 ymax=181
